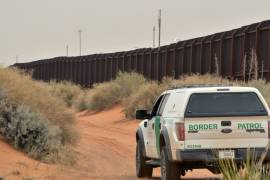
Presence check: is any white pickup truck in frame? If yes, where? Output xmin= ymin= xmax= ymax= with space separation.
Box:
xmin=135 ymin=85 xmax=270 ymax=180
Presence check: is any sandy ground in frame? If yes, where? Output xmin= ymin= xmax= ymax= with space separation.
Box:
xmin=0 ymin=105 xmax=221 ymax=180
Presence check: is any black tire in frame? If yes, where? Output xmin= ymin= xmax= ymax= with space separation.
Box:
xmin=160 ymin=147 xmax=181 ymax=180
xmin=136 ymin=141 xmax=153 ymax=178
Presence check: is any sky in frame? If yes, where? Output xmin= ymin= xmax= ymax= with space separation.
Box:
xmin=1 ymin=0 xmax=270 ymax=66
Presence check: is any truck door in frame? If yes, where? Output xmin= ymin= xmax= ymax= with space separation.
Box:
xmin=147 ymin=94 xmax=170 ymax=158
xmin=146 ymin=95 xmax=164 ymax=158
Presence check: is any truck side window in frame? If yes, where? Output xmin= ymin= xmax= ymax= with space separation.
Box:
xmin=151 ymin=95 xmax=164 ymax=117
xmin=157 ymin=94 xmax=170 ymax=116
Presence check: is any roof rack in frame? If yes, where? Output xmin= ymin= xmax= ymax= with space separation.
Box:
xmin=170 ymin=84 xmax=231 ymax=89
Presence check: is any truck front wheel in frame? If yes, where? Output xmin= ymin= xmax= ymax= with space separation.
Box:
xmin=136 ymin=141 xmax=153 ymax=178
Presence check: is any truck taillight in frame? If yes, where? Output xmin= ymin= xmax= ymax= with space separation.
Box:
xmin=176 ymin=123 xmax=185 ymax=141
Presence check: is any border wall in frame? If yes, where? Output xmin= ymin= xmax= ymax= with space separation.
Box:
xmin=13 ymin=20 xmax=270 ymax=87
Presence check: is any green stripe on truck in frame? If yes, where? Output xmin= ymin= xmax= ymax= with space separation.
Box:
xmin=155 ymin=116 xmax=161 ymax=156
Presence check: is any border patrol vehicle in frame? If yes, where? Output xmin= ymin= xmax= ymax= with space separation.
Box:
xmin=135 ymin=85 xmax=270 ymax=180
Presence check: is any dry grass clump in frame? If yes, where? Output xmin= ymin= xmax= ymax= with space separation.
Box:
xmin=86 ymin=81 xmax=121 ymax=111
xmin=113 ymin=72 xmax=146 ymax=97
xmin=49 ymin=81 xmax=84 ymax=108
xmin=80 ymin=72 xmax=147 ymax=111
xmin=73 ymin=91 xmax=91 ymax=111
xmin=123 ymin=82 xmax=164 ymax=119
xmin=170 ymin=74 xmax=233 ymax=87
xmin=246 ymin=79 xmax=270 ymax=105
xmin=0 ymin=68 xmax=79 ymax=164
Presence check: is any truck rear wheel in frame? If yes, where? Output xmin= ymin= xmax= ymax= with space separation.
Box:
xmin=136 ymin=141 xmax=153 ymax=178
xmin=160 ymin=147 xmax=181 ymax=180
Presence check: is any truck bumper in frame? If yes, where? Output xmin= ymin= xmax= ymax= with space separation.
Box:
xmin=173 ymin=148 xmax=270 ymax=163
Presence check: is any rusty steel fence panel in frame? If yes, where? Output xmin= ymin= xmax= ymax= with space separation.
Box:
xmin=12 ymin=20 xmax=270 ymax=87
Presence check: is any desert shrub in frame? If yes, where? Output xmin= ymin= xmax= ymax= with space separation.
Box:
xmin=169 ymin=74 xmax=233 ymax=87
xmin=0 ymin=68 xmax=78 ymax=145
xmin=123 ymin=82 xmax=165 ymax=119
xmin=83 ymin=72 xmax=147 ymax=111
xmin=73 ymin=91 xmax=91 ymax=111
xmin=0 ymin=94 xmax=62 ymax=161
xmin=49 ymin=81 xmax=84 ymax=108
xmin=75 ymin=71 xmax=270 ymax=119
xmin=0 ymin=68 xmax=79 ymax=164
xmin=87 ymin=81 xmax=121 ymax=111
xmin=113 ymin=71 xmax=146 ymax=97
xmin=246 ymin=79 xmax=270 ymax=105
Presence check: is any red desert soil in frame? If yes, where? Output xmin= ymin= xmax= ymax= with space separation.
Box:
xmin=0 ymin=105 xmax=221 ymax=180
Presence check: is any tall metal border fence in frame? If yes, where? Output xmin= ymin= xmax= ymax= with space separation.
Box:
xmin=13 ymin=20 xmax=270 ymax=87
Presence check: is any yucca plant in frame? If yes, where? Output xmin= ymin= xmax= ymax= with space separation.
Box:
xmin=218 ymin=148 xmax=270 ymax=180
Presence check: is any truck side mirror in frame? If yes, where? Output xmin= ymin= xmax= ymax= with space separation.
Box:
xmin=135 ymin=109 xmax=150 ymax=120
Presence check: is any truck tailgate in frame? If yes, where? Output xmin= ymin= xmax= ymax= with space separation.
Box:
xmin=184 ymin=116 xmax=268 ymax=149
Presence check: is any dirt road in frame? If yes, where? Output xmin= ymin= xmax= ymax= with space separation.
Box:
xmin=0 ymin=105 xmax=221 ymax=180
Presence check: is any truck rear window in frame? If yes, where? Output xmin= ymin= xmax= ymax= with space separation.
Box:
xmin=185 ymin=92 xmax=267 ymax=117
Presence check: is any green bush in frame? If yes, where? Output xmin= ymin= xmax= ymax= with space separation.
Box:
xmin=0 ymin=93 xmax=62 ymax=161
